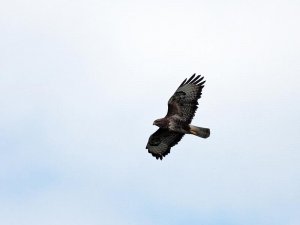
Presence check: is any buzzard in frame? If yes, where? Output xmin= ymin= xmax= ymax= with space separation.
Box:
xmin=146 ymin=74 xmax=210 ymax=160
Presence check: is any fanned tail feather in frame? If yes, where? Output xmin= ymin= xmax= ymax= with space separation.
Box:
xmin=189 ymin=125 xmax=210 ymax=138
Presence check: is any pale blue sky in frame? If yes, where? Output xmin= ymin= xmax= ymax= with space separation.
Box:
xmin=0 ymin=0 xmax=300 ymax=225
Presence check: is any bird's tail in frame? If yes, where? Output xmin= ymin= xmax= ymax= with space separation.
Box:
xmin=189 ymin=125 xmax=210 ymax=138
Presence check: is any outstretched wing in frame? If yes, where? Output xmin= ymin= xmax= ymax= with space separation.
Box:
xmin=146 ymin=128 xmax=184 ymax=160
xmin=167 ymin=74 xmax=206 ymax=124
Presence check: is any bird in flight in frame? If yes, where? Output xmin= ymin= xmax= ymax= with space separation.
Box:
xmin=146 ymin=74 xmax=210 ymax=160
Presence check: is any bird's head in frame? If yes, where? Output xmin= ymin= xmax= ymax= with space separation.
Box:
xmin=153 ymin=119 xmax=159 ymax=126
xmin=153 ymin=118 xmax=168 ymax=128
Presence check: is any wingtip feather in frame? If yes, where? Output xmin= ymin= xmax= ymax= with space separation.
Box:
xmin=179 ymin=78 xmax=187 ymax=87
xmin=186 ymin=74 xmax=196 ymax=84
xmin=191 ymin=75 xmax=201 ymax=84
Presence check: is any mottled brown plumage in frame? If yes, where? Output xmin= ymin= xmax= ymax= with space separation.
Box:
xmin=146 ymin=74 xmax=210 ymax=160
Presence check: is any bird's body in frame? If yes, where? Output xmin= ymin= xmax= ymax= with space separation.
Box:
xmin=146 ymin=74 xmax=210 ymax=160
xmin=154 ymin=116 xmax=189 ymax=133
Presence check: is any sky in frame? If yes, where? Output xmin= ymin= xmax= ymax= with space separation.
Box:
xmin=0 ymin=0 xmax=300 ymax=225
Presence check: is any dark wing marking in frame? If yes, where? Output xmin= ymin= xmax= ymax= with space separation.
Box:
xmin=167 ymin=74 xmax=206 ymax=124
xmin=146 ymin=128 xmax=184 ymax=160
